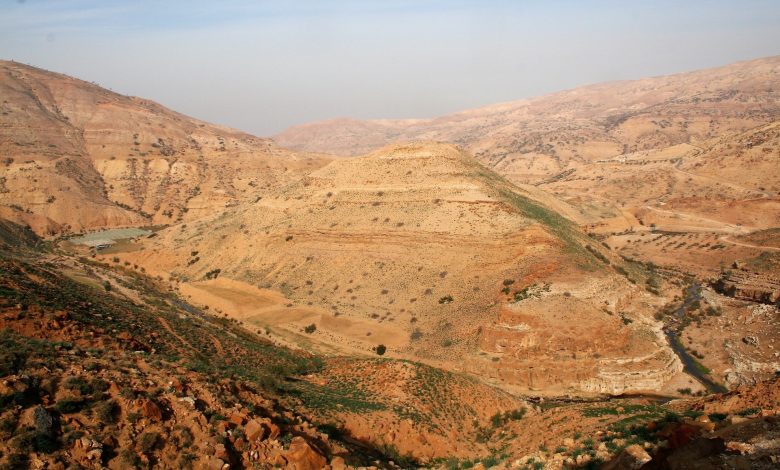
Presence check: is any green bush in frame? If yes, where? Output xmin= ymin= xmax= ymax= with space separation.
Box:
xmin=55 ymin=398 xmax=85 ymax=414
xmin=95 ymin=399 xmax=118 ymax=423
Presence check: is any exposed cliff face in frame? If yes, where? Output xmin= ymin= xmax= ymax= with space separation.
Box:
xmin=713 ymin=267 xmax=780 ymax=304
xmin=0 ymin=61 xmax=328 ymax=235
xmin=476 ymin=279 xmax=682 ymax=395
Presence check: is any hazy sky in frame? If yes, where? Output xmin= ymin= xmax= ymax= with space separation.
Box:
xmin=2 ymin=1 xmax=779 ymax=135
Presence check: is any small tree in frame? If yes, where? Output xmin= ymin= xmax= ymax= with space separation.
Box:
xmin=375 ymin=344 xmax=386 ymax=356
xmin=304 ymin=324 xmax=317 ymax=334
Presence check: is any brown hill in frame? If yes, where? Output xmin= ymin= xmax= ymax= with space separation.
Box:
xmin=276 ymin=56 xmax=780 ymax=170
xmin=119 ymin=142 xmax=681 ymax=395
xmin=0 ymin=61 xmax=329 ymax=236
xmin=3 ymin=236 xmax=778 ymax=467
xmin=276 ymin=56 xmax=780 ymax=251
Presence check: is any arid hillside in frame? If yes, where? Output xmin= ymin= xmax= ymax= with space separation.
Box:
xmin=276 ymin=56 xmax=780 ymax=267
xmin=2 ymin=218 xmax=778 ymax=469
xmin=0 ymin=61 xmax=329 ymax=236
xmin=276 ymin=56 xmax=780 ymax=169
xmin=118 ymin=142 xmax=684 ymax=396
xmin=0 ymin=218 xmax=531 ymax=467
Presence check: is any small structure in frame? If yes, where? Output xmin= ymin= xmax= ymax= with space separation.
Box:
xmin=85 ymin=239 xmax=115 ymax=250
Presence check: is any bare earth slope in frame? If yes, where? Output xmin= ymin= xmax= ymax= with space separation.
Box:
xmin=0 ymin=61 xmax=329 ymax=235
xmin=123 ymin=142 xmax=682 ymax=395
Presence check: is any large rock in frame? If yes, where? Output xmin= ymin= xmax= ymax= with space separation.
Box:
xmin=33 ymin=405 xmax=54 ymax=436
xmin=330 ymin=456 xmax=347 ymax=470
xmin=284 ymin=436 xmax=327 ymax=470
xmin=139 ymin=399 xmax=163 ymax=422
xmin=245 ymin=419 xmax=267 ymax=442
xmin=603 ymin=444 xmax=651 ymax=470
xmin=203 ymin=456 xmax=228 ymax=470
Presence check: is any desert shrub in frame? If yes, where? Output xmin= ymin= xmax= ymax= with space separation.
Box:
xmin=438 ymin=295 xmax=453 ymax=304
xmin=138 ymin=431 xmax=160 ymax=453
xmin=179 ymin=452 xmax=197 ymax=469
xmin=375 ymin=344 xmax=386 ymax=355
xmin=708 ymin=412 xmax=727 ymax=422
xmin=64 ymin=376 xmax=90 ymax=394
xmin=120 ymin=449 xmax=142 ymax=468
xmin=304 ymin=324 xmax=317 ymax=334
xmin=0 ymin=454 xmax=28 ymax=470
xmin=204 ymin=269 xmax=221 ymax=280
xmin=0 ymin=415 xmax=17 ymax=436
xmin=95 ymin=399 xmax=118 ymax=423
xmin=10 ymin=428 xmax=57 ymax=454
xmin=175 ymin=426 xmax=194 ymax=448
xmin=55 ymin=398 xmax=85 ymax=414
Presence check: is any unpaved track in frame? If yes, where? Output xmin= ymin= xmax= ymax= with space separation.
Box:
xmin=719 ymin=235 xmax=780 ymax=252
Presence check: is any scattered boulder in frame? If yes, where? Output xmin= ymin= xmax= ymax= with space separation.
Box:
xmin=245 ymin=418 xmax=267 ymax=442
xmin=214 ymin=443 xmax=229 ymax=460
xmin=139 ymin=399 xmax=163 ymax=422
xmin=603 ymin=444 xmax=651 ymax=470
xmin=742 ymin=336 xmax=759 ymax=347
xmin=33 ymin=405 xmax=54 ymax=436
xmin=205 ymin=456 xmax=228 ymax=470
xmin=229 ymin=411 xmax=246 ymax=426
xmin=284 ymin=436 xmax=327 ymax=470
xmin=330 ymin=456 xmax=347 ymax=470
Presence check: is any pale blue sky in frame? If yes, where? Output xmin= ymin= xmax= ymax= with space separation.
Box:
xmin=2 ymin=1 xmax=779 ymax=135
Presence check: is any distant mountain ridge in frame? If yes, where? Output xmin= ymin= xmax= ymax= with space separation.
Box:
xmin=275 ymin=56 xmax=780 ymax=177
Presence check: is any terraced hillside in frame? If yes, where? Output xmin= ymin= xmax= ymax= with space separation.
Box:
xmin=276 ymin=56 xmax=780 ymax=237
xmin=119 ymin=143 xmax=682 ymax=395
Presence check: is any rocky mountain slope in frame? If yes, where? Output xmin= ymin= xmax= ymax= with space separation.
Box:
xmin=0 ymin=219 xmax=530 ymax=467
xmin=0 ymin=61 xmax=328 ymax=236
xmin=1 ymin=220 xmax=778 ymax=469
xmin=119 ymin=142 xmax=682 ymax=396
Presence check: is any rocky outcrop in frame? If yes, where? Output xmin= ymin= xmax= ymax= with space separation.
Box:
xmin=476 ymin=291 xmax=682 ymax=395
xmin=603 ymin=444 xmax=651 ymax=470
xmin=712 ymin=268 xmax=780 ymax=305
xmin=579 ymin=348 xmax=683 ymax=395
